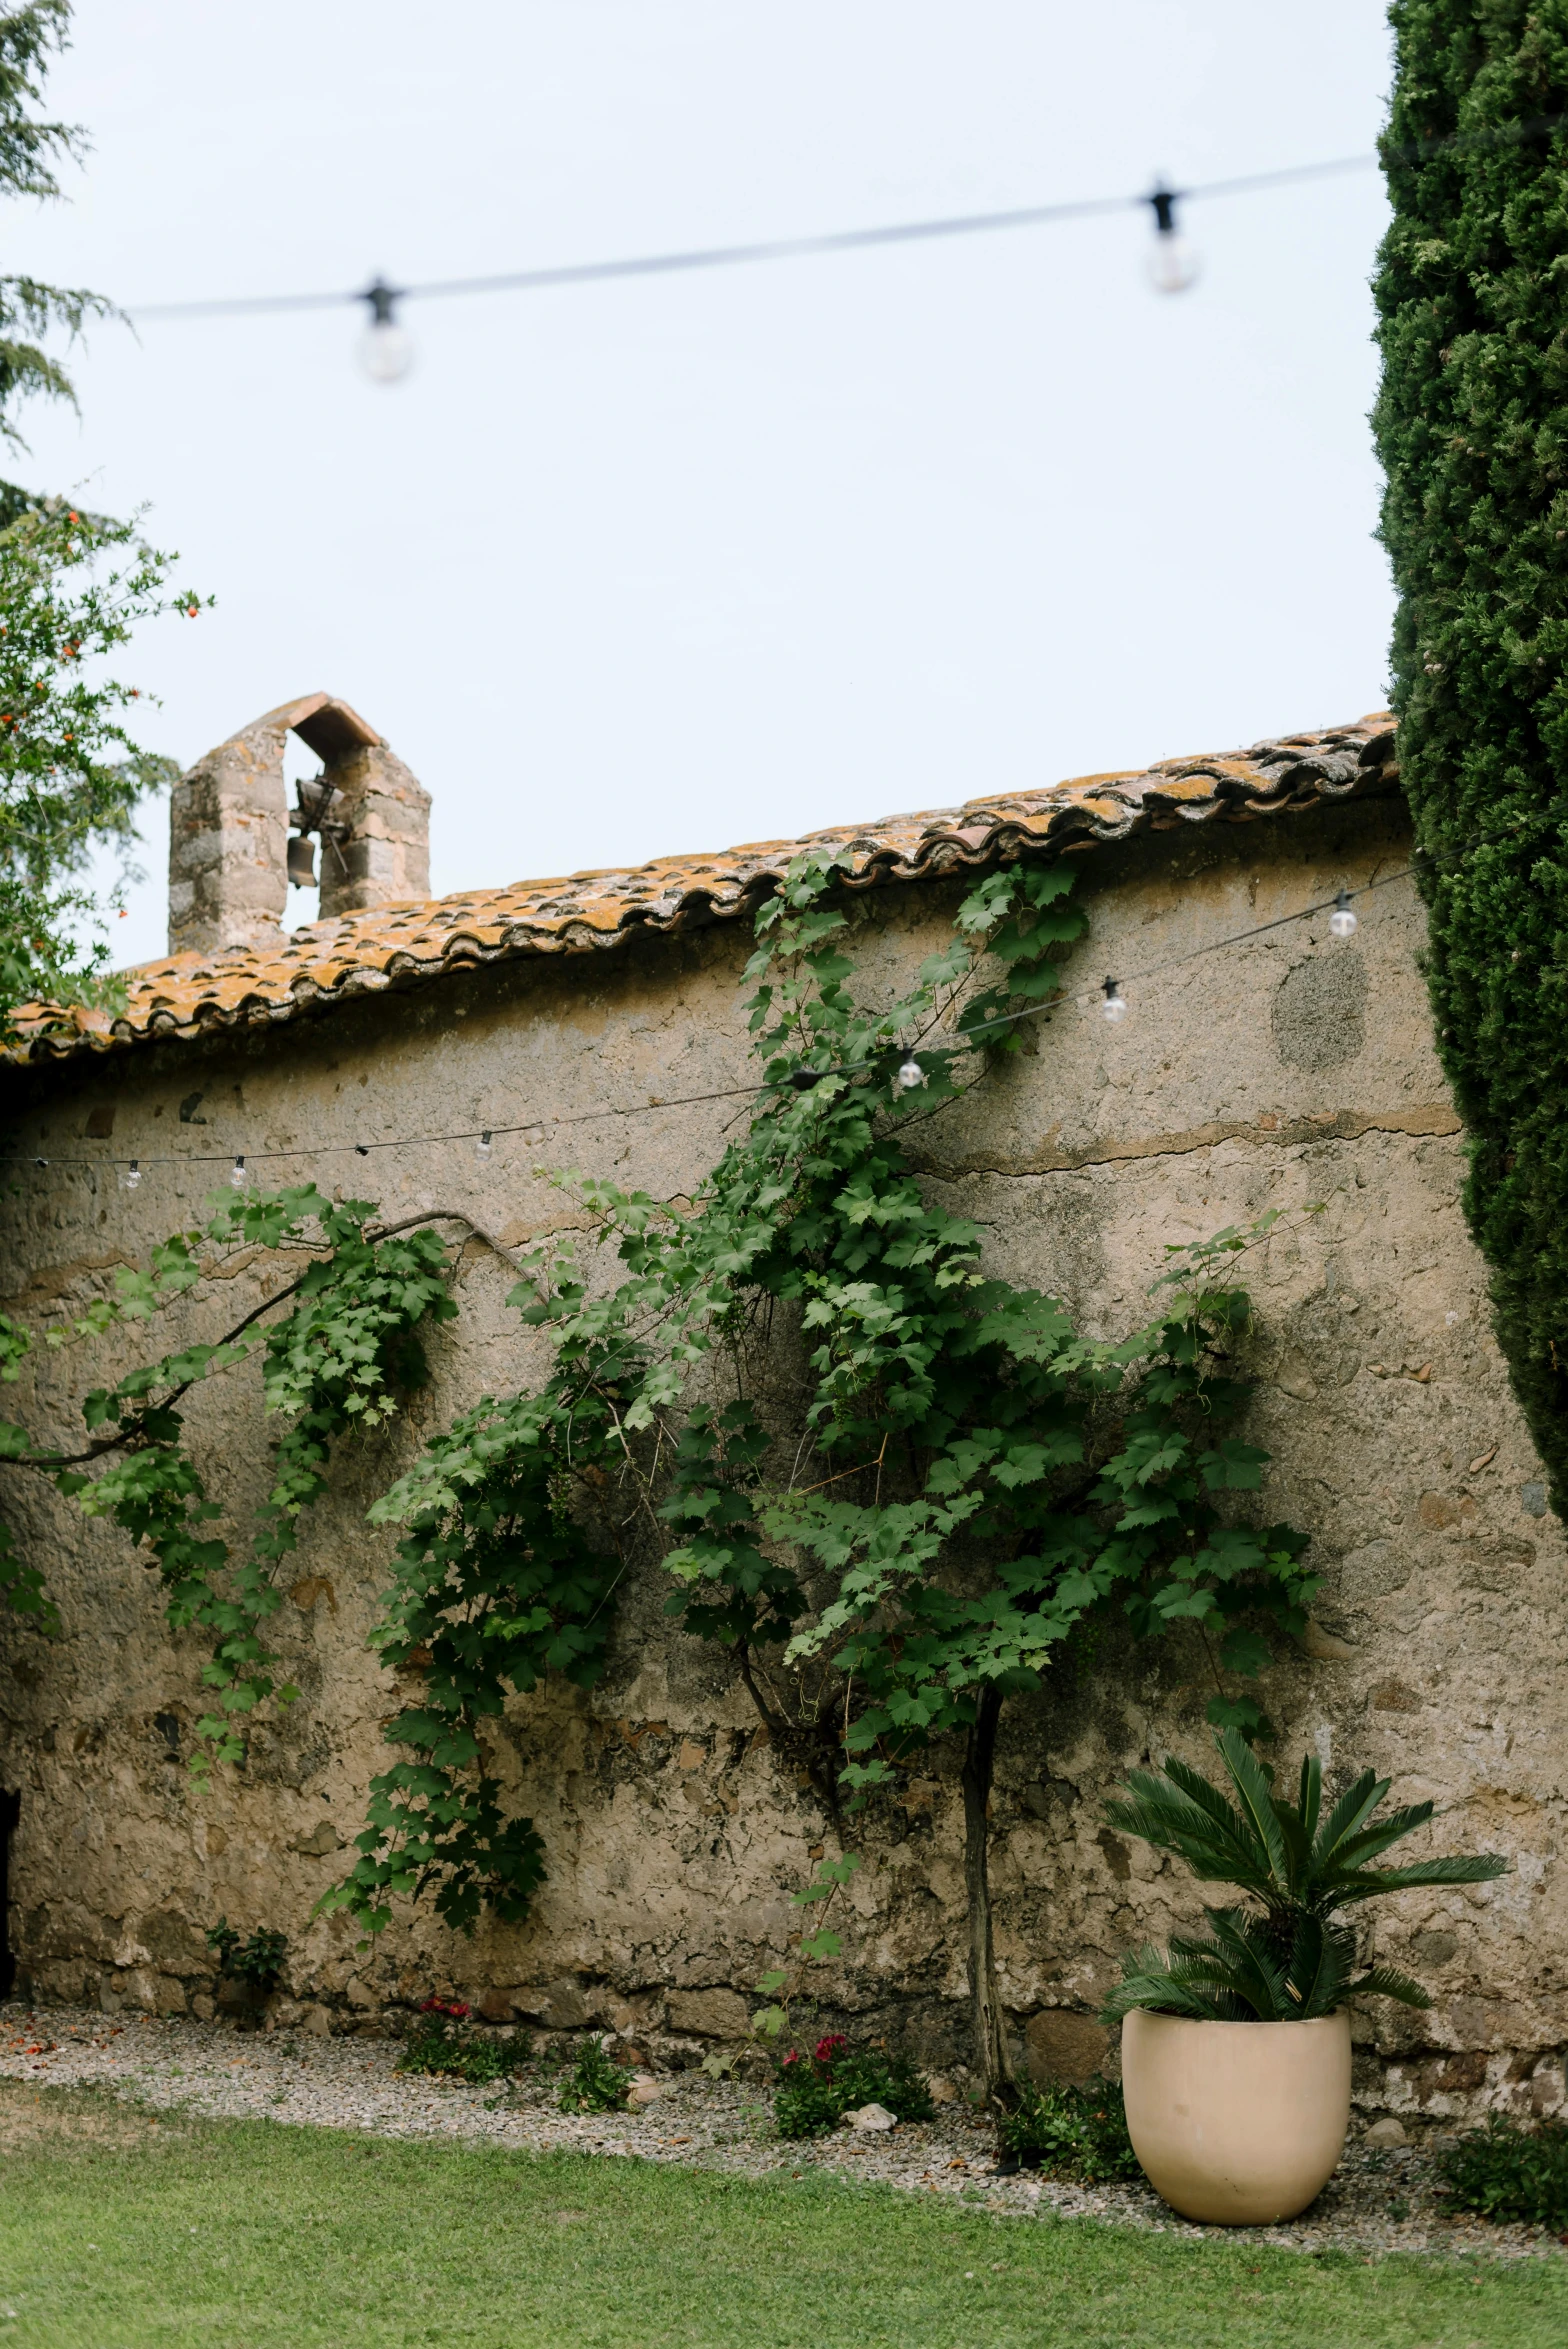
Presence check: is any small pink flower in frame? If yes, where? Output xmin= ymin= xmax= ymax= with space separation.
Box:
xmin=815 ymin=2033 xmax=847 ymax=2065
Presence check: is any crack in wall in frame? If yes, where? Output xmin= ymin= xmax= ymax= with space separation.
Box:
xmin=908 ymin=1103 xmax=1463 ymax=1180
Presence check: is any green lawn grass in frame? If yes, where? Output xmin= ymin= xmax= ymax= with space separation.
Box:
xmin=0 ymin=2084 xmax=1564 ymax=2348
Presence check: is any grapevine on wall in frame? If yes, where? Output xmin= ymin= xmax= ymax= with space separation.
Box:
xmin=0 ymin=851 xmax=1318 ymax=2091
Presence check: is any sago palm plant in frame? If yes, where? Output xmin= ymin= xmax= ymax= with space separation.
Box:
xmin=1099 ymin=1728 xmax=1507 ymax=2023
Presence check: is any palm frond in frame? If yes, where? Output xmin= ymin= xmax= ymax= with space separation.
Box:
xmin=1326 ymin=1853 xmax=1509 ymax=1905
xmin=1161 ymin=1751 xmax=1268 ymax=1855
xmin=1191 ymin=1905 xmax=1295 ymax=2020
xmin=1311 ymin=1769 xmax=1389 ymax=1871
xmin=1327 ymin=1802 xmax=1438 ymax=1872
xmin=1098 ymin=1942 xmax=1254 ymax=2024
xmin=1214 ymin=1728 xmax=1292 ymax=1891
xmin=1102 ymin=1798 xmax=1275 ymax=1895
xmin=1352 ymin=1966 xmax=1433 ymax=2009
xmin=1104 ymin=1751 xmax=1279 ymax=1891
xmin=1284 ymin=1913 xmax=1352 ymax=2020
xmin=1296 ymin=1750 xmax=1321 ymax=1848
xmin=1272 ymin=1772 xmax=1314 ymax=1890
xmin=1099 ymin=1932 xmax=1266 ymax=2024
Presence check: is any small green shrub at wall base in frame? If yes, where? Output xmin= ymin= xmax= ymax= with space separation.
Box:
xmin=205 ymin=1921 xmax=287 ymax=1995
xmin=1438 ymin=2117 xmax=1568 ymax=2233
xmin=558 ymin=2037 xmax=633 ymax=2115
xmin=773 ymin=2035 xmax=935 ymax=2139
xmin=999 ymin=2079 xmax=1141 ymax=2184
xmin=397 ymin=1999 xmax=525 ymax=2087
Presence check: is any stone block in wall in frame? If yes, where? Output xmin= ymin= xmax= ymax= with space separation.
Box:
xmin=535 ymin=1979 xmax=592 ymax=2030
xmin=1023 ymin=2008 xmax=1109 ymax=2086
xmin=136 ymin=1909 xmax=209 ymax=1973
xmin=111 ymin=1966 xmax=162 ymax=2014
xmin=665 ymin=1988 xmax=751 ymax=2040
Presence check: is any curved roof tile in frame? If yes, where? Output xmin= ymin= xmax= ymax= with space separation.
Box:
xmin=5 ymin=713 xmax=1395 ymax=1065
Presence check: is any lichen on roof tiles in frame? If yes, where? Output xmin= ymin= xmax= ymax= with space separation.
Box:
xmin=3 ymin=713 xmax=1395 ymax=1065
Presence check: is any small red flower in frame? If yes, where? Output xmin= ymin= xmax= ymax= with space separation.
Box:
xmin=781 ymin=2049 xmax=800 ymax=2068
xmin=814 ymin=2033 xmax=847 ymax=2065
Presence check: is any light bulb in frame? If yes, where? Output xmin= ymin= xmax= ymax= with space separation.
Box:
xmin=1328 ymin=890 xmax=1358 ymax=940
xmin=229 ymin=1155 xmax=248 ymax=1190
xmin=1101 ymin=978 xmax=1129 ymax=1026
xmin=1146 ymin=186 xmax=1200 ymax=295
xmin=896 ymin=1057 xmax=926 ymax=1091
xmin=477 ymin=1130 xmax=493 ymax=1159
xmin=357 ymin=277 xmax=414 ymax=384
xmin=119 ymin=1160 xmax=141 ymax=1191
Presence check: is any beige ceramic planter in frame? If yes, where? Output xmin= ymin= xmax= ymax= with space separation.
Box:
xmin=1121 ymin=2008 xmax=1352 ymax=2225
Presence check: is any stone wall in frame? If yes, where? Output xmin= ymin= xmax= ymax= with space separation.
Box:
xmin=1 ymin=789 xmax=1563 ymax=2128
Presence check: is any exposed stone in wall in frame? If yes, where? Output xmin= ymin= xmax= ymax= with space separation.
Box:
xmin=4 ymin=795 xmax=1565 ymax=2126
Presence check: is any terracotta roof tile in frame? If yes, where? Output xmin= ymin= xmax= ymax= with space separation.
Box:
xmin=4 ymin=713 xmax=1395 ymax=1066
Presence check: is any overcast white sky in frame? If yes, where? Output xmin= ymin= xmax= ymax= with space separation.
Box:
xmin=18 ymin=2 xmax=1395 ymax=964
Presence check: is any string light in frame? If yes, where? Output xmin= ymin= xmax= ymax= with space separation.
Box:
xmin=122 ymin=119 xmax=1568 ymax=392
xmin=1328 ymin=889 xmax=1359 ymax=939
xmin=119 ymin=1160 xmax=141 ymax=1191
xmin=1146 ymin=185 xmax=1200 ymax=294
xmin=476 ymin=1130 xmax=494 ymax=1158
xmin=128 ymin=143 xmax=1440 ymax=357
xmin=358 ymin=278 xmax=415 ymax=384
xmin=896 ymin=1056 xmax=927 ymax=1092
xmin=0 ymin=854 xmax=1465 ymax=1180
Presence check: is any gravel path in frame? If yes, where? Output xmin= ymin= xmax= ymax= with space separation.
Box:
xmin=3 ymin=2002 xmax=1560 ymax=2263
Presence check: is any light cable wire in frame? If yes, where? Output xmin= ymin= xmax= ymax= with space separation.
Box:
xmin=122 ymin=112 xmax=1568 ymax=327
xmin=1 ymin=856 xmax=1425 ymax=1172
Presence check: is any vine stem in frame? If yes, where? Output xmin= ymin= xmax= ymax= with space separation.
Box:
xmin=961 ymin=1680 xmax=1014 ymax=2105
xmin=8 ymin=1206 xmax=516 ymax=1473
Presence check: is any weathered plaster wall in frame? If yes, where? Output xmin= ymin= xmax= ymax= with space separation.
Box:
xmin=1 ymin=791 xmax=1563 ymax=2125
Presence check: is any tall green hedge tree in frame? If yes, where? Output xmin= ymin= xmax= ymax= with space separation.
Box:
xmin=1373 ymin=3 xmax=1568 ymax=1514
xmin=0 ymin=3 xmax=194 ymax=1033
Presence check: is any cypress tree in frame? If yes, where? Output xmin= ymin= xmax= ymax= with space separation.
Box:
xmin=1373 ymin=5 xmax=1568 ymax=1511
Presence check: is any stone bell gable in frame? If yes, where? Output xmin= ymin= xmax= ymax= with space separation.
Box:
xmin=166 ymin=692 xmax=430 ymax=956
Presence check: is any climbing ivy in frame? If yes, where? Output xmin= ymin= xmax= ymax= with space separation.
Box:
xmin=0 ymin=849 xmax=1317 ymax=2092
xmin=1 ymin=1186 xmax=455 ymax=1769
xmin=1372 ymin=4 xmax=1568 ymax=1510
